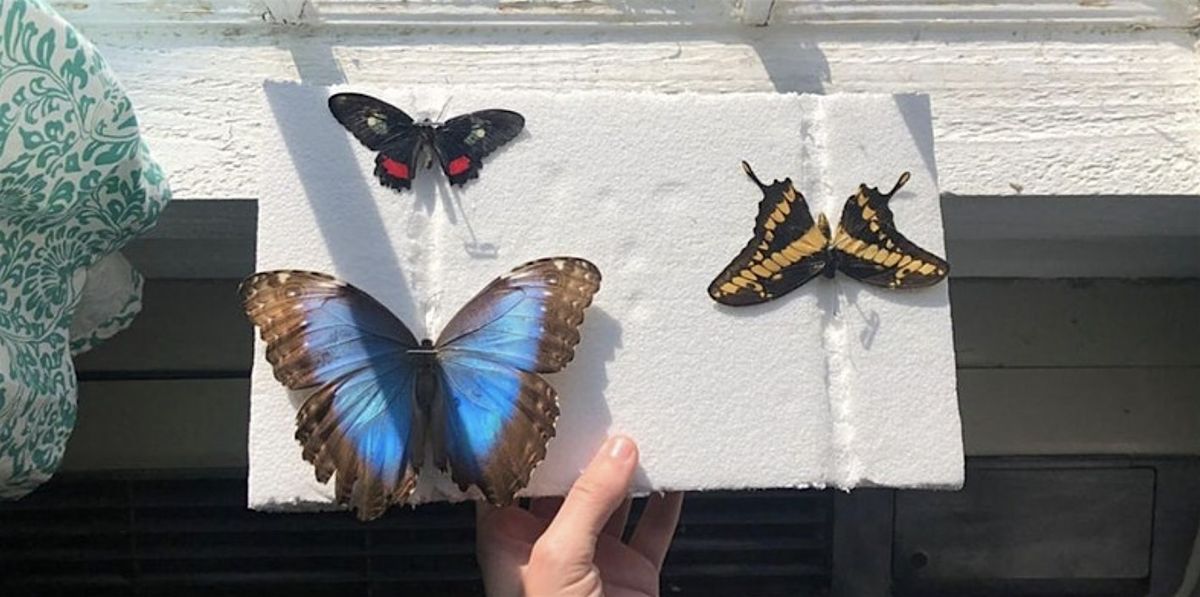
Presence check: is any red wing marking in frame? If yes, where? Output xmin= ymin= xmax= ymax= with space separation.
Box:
xmin=381 ymin=158 xmax=410 ymax=179
xmin=447 ymin=156 xmax=472 ymax=177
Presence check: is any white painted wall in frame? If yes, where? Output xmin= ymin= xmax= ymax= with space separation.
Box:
xmin=54 ymin=0 xmax=1200 ymax=200
xmin=48 ymin=0 xmax=1200 ymax=278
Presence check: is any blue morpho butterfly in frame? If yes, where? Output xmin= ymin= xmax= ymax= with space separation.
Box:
xmin=240 ymin=257 xmax=601 ymax=521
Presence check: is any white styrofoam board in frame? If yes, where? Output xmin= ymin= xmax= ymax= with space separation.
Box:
xmin=247 ymin=85 xmax=961 ymax=511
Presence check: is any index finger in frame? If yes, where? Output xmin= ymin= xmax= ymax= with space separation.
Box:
xmin=629 ymin=491 xmax=684 ymax=569
xmin=538 ymin=435 xmax=638 ymax=557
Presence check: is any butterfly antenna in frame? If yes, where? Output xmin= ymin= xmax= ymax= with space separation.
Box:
xmin=741 ymin=161 xmax=768 ymax=189
xmin=886 ymin=171 xmax=912 ymax=196
xmin=435 ymin=97 xmax=452 ymax=123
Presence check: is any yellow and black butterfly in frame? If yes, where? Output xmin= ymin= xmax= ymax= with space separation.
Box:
xmin=708 ymin=162 xmax=949 ymax=306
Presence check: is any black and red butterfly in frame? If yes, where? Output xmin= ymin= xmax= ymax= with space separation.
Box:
xmin=328 ymin=92 xmax=525 ymax=192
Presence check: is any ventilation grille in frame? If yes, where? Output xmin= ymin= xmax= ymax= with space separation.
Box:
xmin=1 ymin=475 xmax=831 ymax=596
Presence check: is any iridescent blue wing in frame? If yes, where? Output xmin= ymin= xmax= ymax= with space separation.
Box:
xmin=432 ymin=257 xmax=601 ymax=504
xmin=240 ymin=270 xmax=423 ymax=521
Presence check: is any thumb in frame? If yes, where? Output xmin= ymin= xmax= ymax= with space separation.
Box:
xmin=536 ymin=435 xmax=638 ymax=561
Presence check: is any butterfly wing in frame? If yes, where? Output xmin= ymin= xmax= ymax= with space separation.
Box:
xmin=240 ymin=270 xmax=423 ymax=521
xmin=432 ymin=257 xmax=601 ymax=504
xmin=372 ymin=132 xmax=422 ymax=192
xmin=831 ymin=172 xmax=950 ymax=289
xmin=328 ymin=92 xmax=423 ymax=192
xmin=433 ymin=109 xmax=526 ymax=186
xmin=327 ymin=92 xmax=415 ymax=150
xmin=708 ymin=161 xmax=831 ymax=306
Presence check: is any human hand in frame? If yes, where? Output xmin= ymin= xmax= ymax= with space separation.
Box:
xmin=476 ymin=435 xmax=684 ymax=597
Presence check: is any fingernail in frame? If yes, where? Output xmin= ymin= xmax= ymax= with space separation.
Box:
xmin=607 ymin=436 xmax=633 ymax=461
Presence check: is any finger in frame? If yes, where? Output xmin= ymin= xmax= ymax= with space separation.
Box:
xmin=629 ymin=491 xmax=684 ymax=569
xmin=538 ymin=435 xmax=637 ymax=558
xmin=594 ymin=534 xmax=658 ymax=587
xmin=476 ymin=501 xmax=546 ymax=545
xmin=475 ymin=499 xmax=500 ymax=526
xmin=529 ymin=496 xmax=565 ymax=521
xmin=602 ymin=498 xmax=633 ymax=540
xmin=476 ymin=502 xmax=544 ymax=597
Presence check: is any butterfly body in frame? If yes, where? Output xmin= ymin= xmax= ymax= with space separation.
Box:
xmin=708 ymin=162 xmax=948 ymax=306
xmin=242 ymin=258 xmax=600 ymax=520
xmin=328 ymin=92 xmax=525 ymax=192
xmin=771 ymin=213 xmax=883 ymax=283
xmin=403 ymin=339 xmax=439 ymax=408
xmin=410 ymin=123 xmax=439 ymax=170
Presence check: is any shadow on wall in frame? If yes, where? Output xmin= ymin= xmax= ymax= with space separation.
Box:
xmin=272 ymin=6 xmax=833 ymax=94
xmin=262 ymin=81 xmax=417 ymax=319
xmin=894 ymin=94 xmax=938 ymax=190
xmin=745 ymin=35 xmax=830 ymax=94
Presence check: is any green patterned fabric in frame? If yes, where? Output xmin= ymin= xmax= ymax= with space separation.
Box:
xmin=0 ymin=0 xmax=170 ymax=497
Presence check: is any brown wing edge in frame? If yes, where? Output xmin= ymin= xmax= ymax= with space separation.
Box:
xmin=444 ymin=369 xmax=561 ymax=506
xmin=436 ymin=257 xmax=601 ymax=504
xmin=437 ymin=257 xmax=602 ymax=373
xmin=294 ymin=377 xmax=421 ymax=521
xmin=238 ymin=270 xmax=421 ymax=521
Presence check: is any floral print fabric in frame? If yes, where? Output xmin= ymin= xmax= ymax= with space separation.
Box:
xmin=0 ymin=0 xmax=170 ymax=497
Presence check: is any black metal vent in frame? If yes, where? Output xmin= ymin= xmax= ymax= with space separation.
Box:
xmin=1 ymin=475 xmax=832 ymax=596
